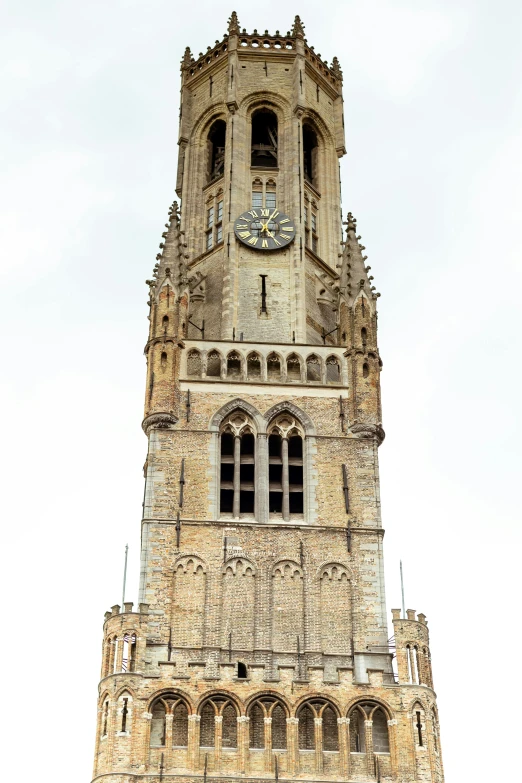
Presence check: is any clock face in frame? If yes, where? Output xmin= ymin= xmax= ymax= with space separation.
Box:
xmin=234 ymin=208 xmax=295 ymax=250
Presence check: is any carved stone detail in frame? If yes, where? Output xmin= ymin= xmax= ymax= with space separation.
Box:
xmin=350 ymin=423 xmax=385 ymax=445
xmin=142 ymin=412 xmax=178 ymax=434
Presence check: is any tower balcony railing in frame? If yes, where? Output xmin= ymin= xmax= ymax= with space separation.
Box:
xmin=181 ymin=339 xmax=348 ymax=387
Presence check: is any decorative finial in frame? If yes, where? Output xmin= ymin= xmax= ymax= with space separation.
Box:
xmin=332 ymin=57 xmax=343 ymax=78
xmin=182 ymin=47 xmax=193 ymax=67
xmin=345 ymin=212 xmax=357 ymax=232
xmin=292 ymin=15 xmax=305 ymax=38
xmin=228 ymin=11 xmax=240 ymax=34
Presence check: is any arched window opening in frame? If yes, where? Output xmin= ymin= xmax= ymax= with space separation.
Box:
xmin=363 ymin=362 xmax=369 ymax=378
xmin=432 ymin=710 xmax=438 ymax=752
xmin=298 ymin=705 xmax=315 ymax=750
xmin=251 ymin=109 xmax=278 ymax=168
xmin=249 ymin=703 xmax=265 ymax=748
xmin=322 ymin=706 xmax=339 ymax=751
xmin=207 ymin=351 xmax=221 ymax=377
xmin=103 ymin=639 xmax=111 ymax=678
xmin=247 ymin=352 xmax=261 ymax=379
xmin=272 ymin=704 xmax=287 ymax=749
xmin=361 ymin=327 xmax=367 ymax=350
xmin=372 ymin=709 xmax=390 ymax=753
xmin=102 ymin=700 xmax=109 ymax=736
xmin=237 ymin=661 xmax=247 ymax=679
xmin=227 ymin=351 xmax=242 ymax=378
xmin=288 ymin=433 xmax=303 ymax=515
xmin=302 ymin=124 xmax=318 ymax=186
xmin=220 ymin=413 xmax=256 ymax=519
xmin=121 ymin=697 xmax=129 ymax=732
xmin=200 ymin=702 xmax=215 ymax=747
xmin=208 ymin=119 xmax=226 ymax=181
xmin=286 ymin=353 xmax=301 ymax=382
xmin=252 ymin=178 xmax=263 ymax=209
xmin=161 ymin=351 xmax=168 ymax=370
xmin=122 ymin=633 xmax=136 ymax=672
xmin=108 ymin=637 xmax=116 ymax=674
xmin=415 ymin=709 xmax=423 ymax=747
xmin=162 ymin=315 xmax=169 ymax=331
xmin=220 ymin=432 xmax=234 ymax=515
xmin=413 ymin=646 xmax=420 ymax=685
xmin=240 ymin=432 xmax=255 ymax=514
xmin=150 ymin=701 xmax=166 ymax=746
xmin=326 ymin=356 xmax=341 ymax=383
xmin=187 ymin=350 xmax=202 ymax=378
xmin=267 ymin=352 xmax=281 ymax=380
xmin=172 ymin=702 xmax=188 ymax=747
xmin=306 ymin=354 xmax=321 ymax=382
xmin=349 ymin=708 xmax=366 ymax=753
xmin=266 ymin=178 xmax=276 ymax=210
xmin=268 ymin=433 xmax=283 ymax=515
xmin=406 ymin=645 xmax=413 ymax=683
xmin=222 ymin=703 xmax=238 ymax=748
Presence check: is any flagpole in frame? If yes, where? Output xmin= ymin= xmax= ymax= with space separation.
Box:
xmin=400 ymin=559 xmax=406 ymax=619
xmin=122 ymin=544 xmax=129 ymax=608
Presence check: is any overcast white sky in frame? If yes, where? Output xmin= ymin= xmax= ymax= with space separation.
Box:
xmin=1 ymin=1 xmax=521 ymax=780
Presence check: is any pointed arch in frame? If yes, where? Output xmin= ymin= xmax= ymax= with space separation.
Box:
xmin=210 ymin=398 xmax=265 ymax=432
xmin=263 ymin=401 xmax=315 ymax=435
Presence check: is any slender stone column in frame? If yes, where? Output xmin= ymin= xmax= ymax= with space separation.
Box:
xmin=238 ymin=716 xmax=250 ymax=773
xmin=387 ymin=719 xmax=398 ymax=779
xmin=140 ymin=712 xmax=153 ymax=770
xmin=314 ymin=718 xmax=323 ymax=773
xmin=215 ymin=715 xmax=223 ymax=771
xmin=188 ymin=714 xmax=201 ymax=770
xmin=364 ymin=720 xmax=374 ymax=776
xmin=257 ymin=434 xmax=269 ymax=523
xmin=106 ymin=698 xmax=117 ymax=768
xmin=233 ymin=436 xmax=241 ymax=519
xmin=164 ymin=714 xmax=174 ymax=769
xmin=264 ymin=716 xmax=272 ymax=772
xmin=337 ymin=717 xmax=350 ymax=776
xmin=286 ymin=717 xmax=299 ymax=774
xmin=282 ymin=437 xmax=290 ymax=520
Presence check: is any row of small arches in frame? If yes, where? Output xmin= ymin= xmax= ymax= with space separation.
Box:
xmin=186 ymin=349 xmax=343 ymax=384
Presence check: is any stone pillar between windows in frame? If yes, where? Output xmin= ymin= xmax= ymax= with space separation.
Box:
xmin=140 ymin=712 xmax=153 ymax=770
xmin=115 ymin=637 xmax=124 ymax=673
xmin=106 ymin=699 xmax=117 ymax=767
xmin=257 ymin=434 xmax=269 ymax=523
xmin=187 ymin=714 xmax=201 ymax=770
xmin=387 ymin=719 xmax=398 ymax=780
xmin=233 ymin=436 xmax=241 ymax=519
xmin=282 ymin=437 xmax=290 ymax=521
xmin=314 ymin=717 xmax=323 ymax=773
xmin=238 ymin=716 xmax=249 ymax=773
xmin=364 ymin=720 xmax=374 ymax=776
xmin=215 ymin=715 xmax=223 ymax=771
xmin=164 ymin=714 xmax=174 ymax=769
xmin=337 ymin=717 xmax=350 ymax=776
xmin=264 ymin=716 xmax=272 ymax=771
xmin=286 ymin=717 xmax=299 ymax=775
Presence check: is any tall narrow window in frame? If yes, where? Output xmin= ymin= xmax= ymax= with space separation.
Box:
xmin=220 ymin=413 xmax=256 ymax=519
xmin=252 ymin=178 xmax=263 ymax=208
xmin=172 ymin=702 xmax=188 ymax=747
xmin=268 ymin=415 xmax=305 ymax=520
xmin=298 ymin=705 xmax=315 ymax=750
xmin=251 ymin=108 xmax=278 ymax=167
xmin=121 ymin=698 xmax=128 ymax=732
xmin=416 ymin=711 xmax=423 ymax=746
xmin=267 ymin=352 xmax=281 ymax=380
xmin=302 ymin=124 xmax=318 ymax=187
xmin=216 ymin=199 xmax=223 ymax=243
xmin=102 ymin=701 xmax=109 ymax=736
xmin=311 ymin=211 xmax=318 ymax=254
xmin=206 ymin=206 xmax=214 ymax=250
xmin=266 ymin=179 xmax=276 ymax=209
xmin=150 ymin=700 xmax=166 ymax=746
xmin=207 ymin=119 xmax=226 ymax=181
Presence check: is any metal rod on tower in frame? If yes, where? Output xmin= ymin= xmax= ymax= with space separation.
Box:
xmin=400 ymin=560 xmax=406 ymax=619
xmin=179 ymin=458 xmax=185 ymax=507
xmin=229 ymin=632 xmax=232 ymax=662
xmin=176 ymin=510 xmax=181 ymax=549
xmin=122 ymin=544 xmax=128 ymax=608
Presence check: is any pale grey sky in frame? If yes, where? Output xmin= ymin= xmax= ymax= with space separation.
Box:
xmin=1 ymin=1 xmax=521 ymax=780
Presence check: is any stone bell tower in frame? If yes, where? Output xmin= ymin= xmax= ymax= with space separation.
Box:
xmin=92 ymin=12 xmax=444 ymax=783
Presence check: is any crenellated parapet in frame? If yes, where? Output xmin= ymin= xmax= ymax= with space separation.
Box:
xmin=392 ymin=608 xmax=434 ymax=689
xmin=100 ymin=602 xmax=150 ymax=681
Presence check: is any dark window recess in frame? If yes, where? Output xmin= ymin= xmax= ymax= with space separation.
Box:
xmin=208 ymin=120 xmax=226 ymax=181
xmin=303 ymin=124 xmax=318 ymax=185
xmin=416 ymin=711 xmax=423 ymax=746
xmin=121 ymin=698 xmax=128 ymax=732
xmin=220 ymin=432 xmax=235 ymax=514
xmin=251 ymin=109 xmax=278 ymax=167
xmin=288 ymin=435 xmax=303 ymax=514
xmin=237 ymin=662 xmax=247 ymax=679
xmin=269 ymin=433 xmax=283 ymax=513
xmin=220 ymin=489 xmax=234 ymax=514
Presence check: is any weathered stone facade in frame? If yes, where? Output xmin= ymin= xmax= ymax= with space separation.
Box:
xmin=92 ymin=13 xmax=444 ymax=783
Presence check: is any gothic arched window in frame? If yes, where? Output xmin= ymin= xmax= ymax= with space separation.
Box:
xmin=302 ymin=123 xmax=319 ymax=187
xmin=199 ymin=697 xmax=238 ymax=749
xmin=251 ymin=108 xmax=278 ymax=168
xmin=326 ymin=356 xmax=341 ymax=384
xmin=207 ymin=119 xmax=226 ymax=181
xmin=348 ymin=702 xmax=390 ymax=755
xmin=268 ymin=414 xmax=304 ymax=520
xmin=267 ymin=352 xmax=281 ymax=380
xmin=220 ymin=412 xmax=256 ymax=519
xmin=248 ymin=697 xmax=288 ymax=750
xmin=286 ymin=353 xmax=302 ymax=382
xmin=306 ymin=353 xmax=322 ymax=382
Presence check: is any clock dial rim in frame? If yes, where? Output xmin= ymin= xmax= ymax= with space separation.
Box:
xmin=234 ymin=208 xmax=296 ymax=251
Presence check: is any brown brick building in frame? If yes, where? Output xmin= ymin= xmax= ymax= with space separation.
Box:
xmin=92 ymin=13 xmax=444 ymax=783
